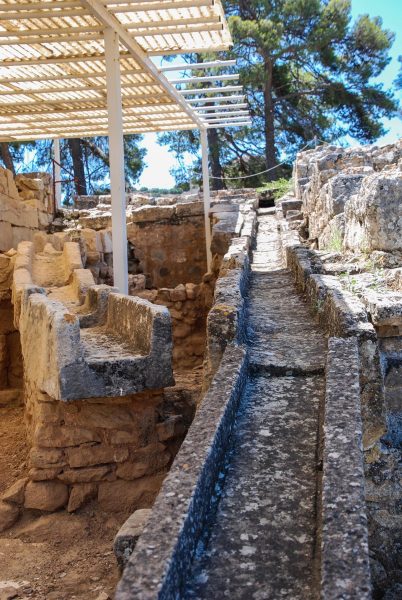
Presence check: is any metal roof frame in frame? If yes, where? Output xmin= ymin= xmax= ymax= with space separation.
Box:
xmin=0 ymin=0 xmax=252 ymax=294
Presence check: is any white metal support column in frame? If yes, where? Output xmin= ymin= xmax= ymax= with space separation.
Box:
xmin=104 ymin=26 xmax=128 ymax=295
xmin=53 ymin=138 xmax=62 ymax=209
xmin=200 ymin=127 xmax=212 ymax=272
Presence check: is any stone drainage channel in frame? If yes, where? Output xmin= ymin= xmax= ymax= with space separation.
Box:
xmin=117 ymin=208 xmax=370 ymax=600
xmin=185 ymin=210 xmax=327 ymax=598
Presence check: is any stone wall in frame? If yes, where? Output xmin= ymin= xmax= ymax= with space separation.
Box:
xmin=0 ymin=167 xmax=55 ymax=252
xmin=293 ymin=140 xmax=402 ymax=252
xmin=133 ymin=280 xmax=214 ymax=370
xmin=64 ymin=203 xmax=208 ymax=289
xmin=13 ymin=382 xmax=182 ymax=514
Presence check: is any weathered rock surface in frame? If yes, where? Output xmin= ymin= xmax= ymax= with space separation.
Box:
xmin=114 ymin=509 xmax=151 ymax=570
xmin=0 ymin=501 xmax=19 ymax=532
xmin=293 ymin=140 xmax=402 ymax=252
xmin=24 ymin=481 xmax=68 ymax=511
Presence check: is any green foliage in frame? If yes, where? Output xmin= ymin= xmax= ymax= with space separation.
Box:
xmin=159 ymin=1 xmax=397 ymax=190
xmin=257 ymin=177 xmax=293 ymax=200
xmin=0 ymin=135 xmax=146 ymax=201
xmin=396 ymin=56 xmax=402 ymax=90
xmin=138 ymin=186 xmax=184 ymax=196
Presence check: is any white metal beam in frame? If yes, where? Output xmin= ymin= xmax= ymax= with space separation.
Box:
xmin=187 ymin=95 xmax=245 ymax=104
xmin=201 ymin=111 xmax=250 ymax=119
xmin=205 ymin=121 xmax=251 ymax=128
xmin=205 ymin=115 xmax=252 ymax=122
xmin=200 ymin=128 xmax=212 ymax=272
xmin=160 ymin=60 xmax=236 ymax=72
xmin=53 ymin=138 xmax=62 ymax=210
xmin=195 ymin=103 xmax=248 ymax=112
xmin=179 ymin=85 xmax=242 ymax=95
xmin=104 ymin=27 xmax=128 ymax=295
xmin=171 ymin=74 xmax=239 ymax=85
xmin=82 ymin=0 xmax=204 ymax=128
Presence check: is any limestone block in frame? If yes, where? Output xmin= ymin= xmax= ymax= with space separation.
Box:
xmin=170 ymin=284 xmax=187 ymax=302
xmin=29 ymin=447 xmax=66 ymax=469
xmin=116 ymin=450 xmax=170 ymax=480
xmin=130 ymin=205 xmax=175 ymax=224
xmin=52 ymin=231 xmax=70 ymax=251
xmin=0 ymin=501 xmax=19 ymax=532
xmin=33 ymin=231 xmax=50 ymax=253
xmin=67 ymin=444 xmax=129 ymax=469
xmin=19 ymin=189 xmax=36 ymax=201
xmin=98 ymin=473 xmax=165 ymax=512
xmin=61 ymin=402 xmax=144 ymax=430
xmin=81 ymin=228 xmax=103 ymax=253
xmin=128 ymin=274 xmax=146 ymax=294
xmin=24 ymin=480 xmax=68 ymax=511
xmin=63 ymin=241 xmax=83 ymax=271
xmin=2 ymin=478 xmax=28 ymax=505
xmin=38 ymin=211 xmax=52 ymax=229
xmin=0 ymin=253 xmax=13 ymax=287
xmin=67 ymin=483 xmax=97 ymax=512
xmin=29 ymin=467 xmax=63 ymax=481
xmin=0 ymin=166 xmax=19 ymax=200
xmin=14 ymin=240 xmax=33 ymax=271
xmin=58 ymin=465 xmax=113 ymax=484
xmin=0 ymin=221 xmax=13 ymax=252
xmin=175 ymin=202 xmax=204 ymax=217
xmin=344 ymin=170 xmax=402 ymax=252
xmin=72 ymin=268 xmax=95 ymax=303
xmin=11 ymin=226 xmax=35 ymax=248
xmin=185 ymin=283 xmax=198 ymax=300
xmin=33 ymin=423 xmax=101 ymax=448
xmin=113 ymin=508 xmax=151 ymax=569
xmin=0 ymin=193 xmax=38 ymax=228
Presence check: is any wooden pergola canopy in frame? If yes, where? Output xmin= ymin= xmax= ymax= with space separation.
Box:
xmin=0 ymin=0 xmax=234 ymax=141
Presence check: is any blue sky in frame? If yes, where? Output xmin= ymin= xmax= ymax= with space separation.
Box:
xmin=137 ymin=0 xmax=402 ymax=189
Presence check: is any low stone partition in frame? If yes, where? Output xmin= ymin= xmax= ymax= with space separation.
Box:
xmin=285 ymin=243 xmax=385 ymax=449
xmin=19 ymin=290 xmax=174 ymax=401
xmin=321 ymin=337 xmax=371 ymax=599
xmin=116 ymin=343 xmax=248 ymax=600
xmin=203 ymin=207 xmax=257 ymax=386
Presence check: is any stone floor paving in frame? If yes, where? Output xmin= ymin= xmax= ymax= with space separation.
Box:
xmin=185 ymin=210 xmax=326 ymax=599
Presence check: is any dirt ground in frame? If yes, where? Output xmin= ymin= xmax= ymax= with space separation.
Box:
xmin=0 ymin=406 xmax=128 ymax=600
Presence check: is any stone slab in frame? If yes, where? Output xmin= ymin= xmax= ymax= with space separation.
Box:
xmin=185 ymin=375 xmax=324 ymax=600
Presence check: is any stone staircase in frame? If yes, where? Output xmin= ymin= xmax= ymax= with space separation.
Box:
xmin=12 ymin=238 xmax=174 ymax=400
xmin=185 ymin=209 xmax=326 ymax=599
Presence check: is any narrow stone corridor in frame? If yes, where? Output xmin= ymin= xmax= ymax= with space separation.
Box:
xmin=185 ymin=209 xmax=328 ymax=599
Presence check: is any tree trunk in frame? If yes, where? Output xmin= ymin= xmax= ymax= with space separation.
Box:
xmin=68 ymin=138 xmax=87 ymax=195
xmin=263 ymin=57 xmax=277 ymax=181
xmin=0 ymin=142 xmax=15 ymax=175
xmin=207 ymin=127 xmax=225 ymax=191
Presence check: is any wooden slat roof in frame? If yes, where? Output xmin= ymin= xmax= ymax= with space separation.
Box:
xmin=0 ymin=0 xmax=233 ymax=141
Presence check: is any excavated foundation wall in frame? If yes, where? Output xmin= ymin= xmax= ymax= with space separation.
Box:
xmin=20 ymin=382 xmax=185 ymax=513
xmin=0 ymin=176 xmax=256 ymax=527
xmin=133 ymin=281 xmax=215 ymax=369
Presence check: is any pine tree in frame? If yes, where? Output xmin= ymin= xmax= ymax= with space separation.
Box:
xmin=224 ymin=0 xmax=397 ymax=179
xmin=160 ymin=0 xmax=397 ymax=186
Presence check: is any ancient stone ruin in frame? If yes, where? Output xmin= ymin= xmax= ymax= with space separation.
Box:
xmin=0 ymin=142 xmax=401 ymax=599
